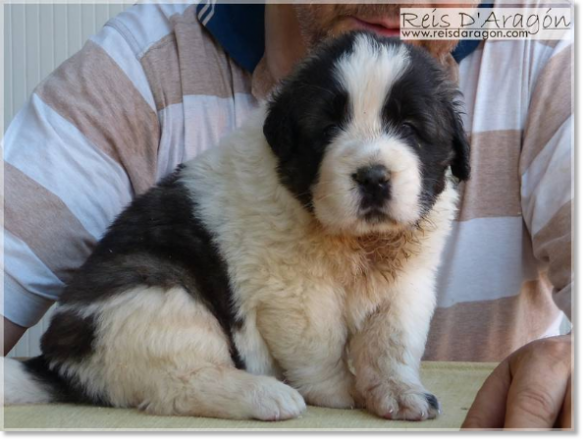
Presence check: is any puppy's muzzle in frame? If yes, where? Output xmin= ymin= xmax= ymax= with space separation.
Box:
xmin=352 ymin=164 xmax=391 ymax=212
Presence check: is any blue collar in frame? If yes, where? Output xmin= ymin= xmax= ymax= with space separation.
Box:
xmin=195 ymin=2 xmax=485 ymax=73
xmin=196 ymin=2 xmax=265 ymax=73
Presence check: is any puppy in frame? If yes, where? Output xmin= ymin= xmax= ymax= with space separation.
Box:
xmin=4 ymin=32 xmax=470 ymax=421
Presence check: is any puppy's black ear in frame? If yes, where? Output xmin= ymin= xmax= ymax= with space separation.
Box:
xmin=449 ymin=102 xmax=471 ymax=181
xmin=263 ymin=89 xmax=296 ymax=159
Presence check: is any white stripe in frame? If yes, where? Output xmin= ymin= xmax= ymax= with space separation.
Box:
xmin=90 ymin=25 xmax=156 ymax=112
xmin=156 ymin=102 xmax=187 ymax=181
xmin=458 ymin=39 xmax=555 ymax=134
xmin=539 ymin=312 xmax=564 ymax=339
xmin=4 ymin=94 xmax=133 ymax=240
xmin=3 ymin=273 xmax=57 ymax=329
xmin=201 ymin=0 xmax=216 ymax=27
xmin=157 ymin=93 xmax=257 ymax=181
xmin=182 ymin=93 xmax=257 ymax=162
xmin=525 ymin=41 xmax=556 ymax=95
xmin=462 ymin=42 xmax=525 ymax=132
xmin=4 ymin=230 xmax=65 ymax=303
xmin=456 ymin=47 xmax=482 ymax=134
xmin=108 ymin=2 xmax=192 ymax=59
xmin=435 ymin=216 xmax=540 ymax=309
xmin=521 ymin=116 xmax=573 ymax=235
xmin=197 ymin=1 xmax=211 ymax=21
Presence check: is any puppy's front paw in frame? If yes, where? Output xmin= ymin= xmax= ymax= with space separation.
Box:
xmin=250 ymin=379 xmax=307 ymax=421
xmin=362 ymin=379 xmax=440 ymax=421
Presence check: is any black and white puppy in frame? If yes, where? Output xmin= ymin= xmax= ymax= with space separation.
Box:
xmin=4 ymin=32 xmax=470 ymax=421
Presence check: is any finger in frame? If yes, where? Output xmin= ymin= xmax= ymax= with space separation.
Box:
xmin=554 ymin=374 xmax=572 ymax=429
xmin=461 ymin=359 xmax=511 ymax=429
xmin=504 ymin=345 xmax=571 ymax=429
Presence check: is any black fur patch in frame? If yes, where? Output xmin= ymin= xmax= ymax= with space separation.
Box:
xmin=264 ymin=33 xmax=353 ymax=210
xmin=41 ymin=311 xmax=97 ymax=362
xmin=23 ymin=355 xmax=111 ymax=406
xmin=53 ymin=167 xmax=245 ymax=372
xmin=382 ymin=41 xmax=470 ymax=214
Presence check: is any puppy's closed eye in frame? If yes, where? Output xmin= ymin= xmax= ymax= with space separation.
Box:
xmin=400 ymin=121 xmax=418 ymax=138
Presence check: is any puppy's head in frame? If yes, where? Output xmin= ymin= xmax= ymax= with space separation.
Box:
xmin=264 ymin=32 xmax=470 ymax=236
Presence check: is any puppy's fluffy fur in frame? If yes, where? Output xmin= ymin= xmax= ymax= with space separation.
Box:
xmin=4 ymin=33 xmax=470 ymax=421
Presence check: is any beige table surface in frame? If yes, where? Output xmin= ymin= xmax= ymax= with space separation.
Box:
xmin=2 ymin=361 xmax=497 ymax=431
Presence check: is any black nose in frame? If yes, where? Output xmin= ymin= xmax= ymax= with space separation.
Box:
xmin=352 ymin=165 xmax=391 ymax=208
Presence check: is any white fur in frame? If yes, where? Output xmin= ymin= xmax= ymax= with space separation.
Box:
xmin=335 ymin=34 xmax=410 ymax=136
xmin=3 ymin=357 xmax=52 ymax=404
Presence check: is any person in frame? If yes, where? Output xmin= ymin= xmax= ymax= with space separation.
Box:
xmin=2 ymin=1 xmax=572 ymax=429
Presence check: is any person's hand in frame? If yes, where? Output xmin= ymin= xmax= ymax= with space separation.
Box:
xmin=462 ymin=334 xmax=572 ymax=430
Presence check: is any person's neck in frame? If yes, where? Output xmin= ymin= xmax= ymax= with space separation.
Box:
xmin=251 ymin=4 xmax=306 ymax=100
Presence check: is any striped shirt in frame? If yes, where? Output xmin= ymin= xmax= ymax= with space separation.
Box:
xmin=2 ymin=2 xmax=573 ymax=362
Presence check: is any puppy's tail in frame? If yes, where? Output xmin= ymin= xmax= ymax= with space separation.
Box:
xmin=3 ymin=356 xmax=55 ymax=404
